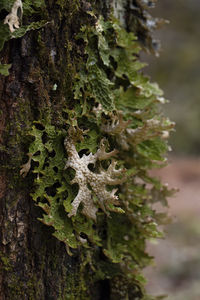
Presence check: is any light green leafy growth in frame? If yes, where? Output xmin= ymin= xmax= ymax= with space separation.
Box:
xmin=74 ymin=63 xmax=115 ymax=112
xmin=26 ymin=122 xmax=101 ymax=254
xmin=1 ymin=0 xmax=173 ymax=297
xmin=73 ymin=23 xmax=115 ymax=111
xmin=20 ymin=12 xmax=174 ymax=297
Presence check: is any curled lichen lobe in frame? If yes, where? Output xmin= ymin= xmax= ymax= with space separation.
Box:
xmin=4 ymin=0 xmax=23 ymax=33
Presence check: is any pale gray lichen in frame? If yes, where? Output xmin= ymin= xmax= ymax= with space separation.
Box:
xmin=64 ymin=127 xmax=125 ymax=220
xmin=101 ymin=111 xmax=130 ymax=135
xmin=125 ymin=118 xmax=175 ymax=146
xmin=4 ymin=0 xmax=23 ymax=33
xmin=20 ymin=153 xmax=33 ymax=177
xmin=102 ymin=113 xmax=174 ymax=150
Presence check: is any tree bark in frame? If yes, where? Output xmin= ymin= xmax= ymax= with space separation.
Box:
xmin=0 ymin=2 xmax=100 ymax=299
xmin=0 ymin=1 xmax=163 ymax=299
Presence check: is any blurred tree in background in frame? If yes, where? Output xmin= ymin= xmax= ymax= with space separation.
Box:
xmin=143 ymin=3 xmax=200 ymax=300
xmin=144 ymin=0 xmax=200 ymax=155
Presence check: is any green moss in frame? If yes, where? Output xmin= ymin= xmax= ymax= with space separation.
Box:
xmin=0 ymin=252 xmax=12 ymax=271
xmin=0 ymin=253 xmax=31 ymax=298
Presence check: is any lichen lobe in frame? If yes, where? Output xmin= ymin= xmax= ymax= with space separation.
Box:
xmin=64 ymin=128 xmax=125 ymax=220
xmin=4 ymin=0 xmax=23 ymax=33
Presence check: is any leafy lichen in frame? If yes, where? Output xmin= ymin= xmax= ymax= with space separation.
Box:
xmin=64 ymin=126 xmax=124 ymax=220
xmin=11 ymin=3 xmax=175 ymax=298
xmin=4 ymin=0 xmax=23 ymax=33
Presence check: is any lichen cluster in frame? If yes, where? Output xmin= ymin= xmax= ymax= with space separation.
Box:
xmin=20 ymin=14 xmax=174 ymax=292
xmin=64 ymin=127 xmax=125 ymax=220
xmin=1 ymin=0 xmax=174 ymax=297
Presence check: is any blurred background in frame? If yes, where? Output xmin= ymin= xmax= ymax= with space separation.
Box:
xmin=142 ymin=1 xmax=200 ymax=299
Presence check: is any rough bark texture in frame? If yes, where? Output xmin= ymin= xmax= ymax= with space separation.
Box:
xmin=0 ymin=1 xmax=165 ymax=299
xmin=0 ymin=2 xmax=99 ymax=299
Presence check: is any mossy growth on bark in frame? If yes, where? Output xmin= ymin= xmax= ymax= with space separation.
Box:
xmin=1 ymin=0 xmax=174 ymax=299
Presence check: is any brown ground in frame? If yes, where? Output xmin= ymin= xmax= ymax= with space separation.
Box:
xmin=144 ymin=157 xmax=200 ymax=300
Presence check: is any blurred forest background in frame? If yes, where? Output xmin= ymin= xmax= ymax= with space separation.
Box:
xmin=145 ymin=0 xmax=200 ymax=156
xmin=143 ymin=0 xmax=200 ymax=299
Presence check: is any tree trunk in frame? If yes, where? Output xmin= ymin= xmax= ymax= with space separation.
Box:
xmin=0 ymin=1 xmax=170 ymax=299
xmin=0 ymin=2 xmax=92 ymax=298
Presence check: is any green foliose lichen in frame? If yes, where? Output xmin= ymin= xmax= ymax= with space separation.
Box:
xmin=17 ymin=12 xmax=175 ymax=298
